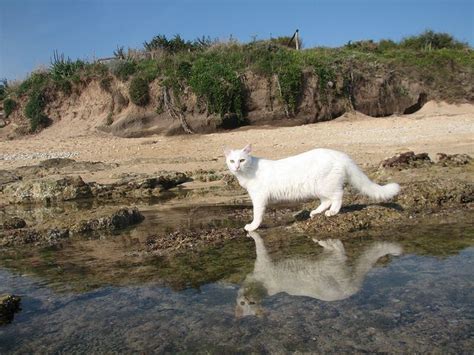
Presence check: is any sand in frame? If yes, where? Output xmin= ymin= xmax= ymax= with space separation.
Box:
xmin=0 ymin=101 xmax=473 ymax=183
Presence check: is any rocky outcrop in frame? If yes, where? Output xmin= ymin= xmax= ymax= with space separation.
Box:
xmin=0 ymin=208 xmax=145 ymax=246
xmin=0 ymin=166 xmax=189 ymax=204
xmin=2 ymin=175 xmax=92 ymax=203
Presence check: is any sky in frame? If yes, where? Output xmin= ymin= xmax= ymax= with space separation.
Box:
xmin=1 ymin=0 xmax=473 ymax=80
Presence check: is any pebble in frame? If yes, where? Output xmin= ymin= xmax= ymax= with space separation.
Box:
xmin=0 ymin=152 xmax=79 ymax=161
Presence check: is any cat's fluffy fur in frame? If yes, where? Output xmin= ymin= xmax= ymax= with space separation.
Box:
xmin=225 ymin=144 xmax=400 ymax=231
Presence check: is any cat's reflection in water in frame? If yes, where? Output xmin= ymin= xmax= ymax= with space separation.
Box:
xmin=236 ymin=231 xmax=402 ymax=318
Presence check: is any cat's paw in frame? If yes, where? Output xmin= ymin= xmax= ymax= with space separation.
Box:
xmin=324 ymin=210 xmax=338 ymax=217
xmin=244 ymin=223 xmax=259 ymax=232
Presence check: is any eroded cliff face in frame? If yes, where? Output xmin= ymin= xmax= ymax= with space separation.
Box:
xmin=4 ymin=60 xmax=472 ymax=139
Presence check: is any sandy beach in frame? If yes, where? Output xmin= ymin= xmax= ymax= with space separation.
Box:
xmin=1 ymin=101 xmax=473 ymax=183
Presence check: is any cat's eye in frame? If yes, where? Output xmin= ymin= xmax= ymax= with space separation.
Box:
xmin=230 ymin=160 xmax=235 ymax=163
xmin=239 ymin=159 xmax=245 ymax=163
xmin=240 ymin=301 xmax=245 ymax=305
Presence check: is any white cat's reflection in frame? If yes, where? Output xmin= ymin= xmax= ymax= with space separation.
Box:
xmin=236 ymin=231 xmax=402 ymax=318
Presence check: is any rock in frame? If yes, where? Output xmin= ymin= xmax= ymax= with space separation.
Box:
xmin=381 ymin=151 xmax=433 ymax=169
xmin=0 ymin=119 xmax=6 ymax=128
xmin=45 ymin=228 xmax=70 ymax=243
xmin=0 ymin=294 xmax=21 ymax=325
xmin=38 ymin=158 xmax=76 ymax=168
xmin=436 ymin=153 xmax=472 ymax=167
xmin=2 ymin=175 xmax=92 ymax=203
xmin=293 ymin=209 xmax=311 ymax=221
xmin=3 ymin=217 xmax=27 ymax=230
xmin=0 ymin=170 xmax=21 ymax=187
xmin=0 ymin=229 xmax=42 ymax=247
xmin=71 ymin=207 xmax=145 ymax=234
xmin=90 ymin=172 xmax=189 ymax=198
xmin=0 ymin=227 xmax=69 ymax=247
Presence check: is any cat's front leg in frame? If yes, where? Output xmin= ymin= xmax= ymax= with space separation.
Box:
xmin=245 ymin=196 xmax=266 ymax=232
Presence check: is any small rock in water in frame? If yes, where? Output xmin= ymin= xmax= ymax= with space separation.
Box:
xmin=0 ymin=294 xmax=21 ymax=325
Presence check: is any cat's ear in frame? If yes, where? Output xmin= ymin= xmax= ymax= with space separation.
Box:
xmin=224 ymin=147 xmax=232 ymax=157
xmin=242 ymin=144 xmax=252 ymax=154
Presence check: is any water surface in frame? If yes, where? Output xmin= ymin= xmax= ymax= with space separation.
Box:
xmin=0 ymin=202 xmax=473 ymax=353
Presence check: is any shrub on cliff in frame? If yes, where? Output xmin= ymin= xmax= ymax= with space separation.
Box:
xmin=3 ymin=98 xmax=17 ymax=118
xmin=129 ymin=76 xmax=150 ymax=106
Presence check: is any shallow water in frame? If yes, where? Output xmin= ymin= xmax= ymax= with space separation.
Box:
xmin=0 ymin=201 xmax=473 ymax=353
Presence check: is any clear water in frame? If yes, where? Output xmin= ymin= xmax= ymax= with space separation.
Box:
xmin=0 ymin=202 xmax=473 ymax=353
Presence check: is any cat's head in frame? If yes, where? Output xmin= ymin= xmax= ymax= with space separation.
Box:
xmin=235 ymin=279 xmax=267 ymax=318
xmin=224 ymin=144 xmax=252 ymax=174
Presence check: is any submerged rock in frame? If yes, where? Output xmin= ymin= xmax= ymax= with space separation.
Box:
xmin=0 ymin=228 xmax=70 ymax=247
xmin=3 ymin=217 xmax=27 ymax=230
xmin=71 ymin=207 xmax=145 ymax=234
xmin=0 ymin=294 xmax=21 ymax=325
xmin=381 ymin=151 xmax=433 ymax=169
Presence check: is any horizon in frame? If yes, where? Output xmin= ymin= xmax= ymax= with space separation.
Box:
xmin=1 ymin=0 xmax=473 ymax=81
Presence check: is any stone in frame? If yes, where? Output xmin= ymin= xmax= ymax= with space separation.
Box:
xmin=436 ymin=153 xmax=472 ymax=167
xmin=0 ymin=294 xmax=21 ymax=325
xmin=381 ymin=152 xmax=433 ymax=169
xmin=3 ymin=217 xmax=27 ymax=230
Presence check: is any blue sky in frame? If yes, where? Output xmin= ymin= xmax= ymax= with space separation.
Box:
xmin=1 ymin=0 xmax=473 ymax=80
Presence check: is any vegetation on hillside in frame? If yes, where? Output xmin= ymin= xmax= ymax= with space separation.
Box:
xmin=2 ymin=30 xmax=472 ymax=133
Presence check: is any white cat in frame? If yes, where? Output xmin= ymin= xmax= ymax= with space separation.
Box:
xmin=224 ymin=145 xmax=400 ymax=231
xmin=235 ymin=231 xmax=403 ymax=318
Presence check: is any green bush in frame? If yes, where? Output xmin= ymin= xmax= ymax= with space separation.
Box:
xmin=400 ymin=30 xmax=468 ymax=50
xmin=3 ymin=98 xmax=17 ymax=117
xmin=129 ymin=76 xmax=150 ymax=106
xmin=99 ymin=76 xmax=113 ymax=92
xmin=113 ymin=60 xmax=137 ymax=81
xmin=24 ymin=91 xmax=49 ymax=131
xmin=189 ymin=58 xmax=244 ymax=119
xmin=50 ymin=51 xmax=85 ymax=80
xmin=17 ymin=72 xmax=49 ymax=95
xmin=136 ymin=59 xmax=160 ymax=82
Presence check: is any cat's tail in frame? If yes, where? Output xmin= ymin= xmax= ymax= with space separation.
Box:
xmin=345 ymin=160 xmax=400 ymax=201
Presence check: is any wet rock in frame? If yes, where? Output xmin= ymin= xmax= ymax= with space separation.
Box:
xmin=381 ymin=152 xmax=433 ymax=169
xmin=436 ymin=153 xmax=472 ymax=167
xmin=0 ymin=229 xmax=42 ymax=246
xmin=3 ymin=217 xmax=27 ymax=230
xmin=0 ymin=294 xmax=21 ymax=325
xmin=45 ymin=228 xmax=70 ymax=243
xmin=71 ymin=207 xmax=144 ymax=234
xmin=2 ymin=175 xmax=92 ymax=203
